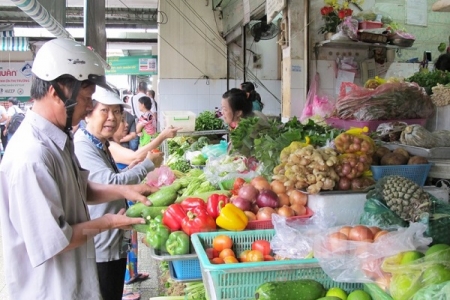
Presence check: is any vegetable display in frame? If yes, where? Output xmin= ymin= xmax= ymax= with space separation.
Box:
xmin=215 ymin=203 xmax=248 ymax=231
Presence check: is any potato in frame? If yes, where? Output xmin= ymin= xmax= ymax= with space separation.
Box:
xmin=380 ymin=152 xmax=408 ymax=165
xmin=375 ymin=146 xmax=391 ymax=159
xmin=408 ymin=156 xmax=429 ymax=165
xmin=393 ymin=148 xmax=410 ymax=160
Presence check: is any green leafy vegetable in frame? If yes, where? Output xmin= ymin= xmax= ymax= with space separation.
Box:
xmin=407 ymin=70 xmax=450 ymax=95
xmin=195 ymin=111 xmax=225 ymax=131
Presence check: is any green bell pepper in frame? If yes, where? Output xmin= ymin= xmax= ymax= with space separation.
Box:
xmin=146 ymin=223 xmax=170 ymax=252
xmin=165 ymin=231 xmax=190 ymax=255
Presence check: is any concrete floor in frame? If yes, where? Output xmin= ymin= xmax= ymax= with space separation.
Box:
xmin=0 ymin=231 xmax=162 ymax=300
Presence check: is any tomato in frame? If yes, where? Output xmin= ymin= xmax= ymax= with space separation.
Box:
xmin=211 ymin=257 xmax=224 ymax=264
xmin=206 ymin=247 xmax=219 ymax=259
xmin=213 ymin=235 xmax=233 ymax=252
xmin=223 ymin=256 xmax=239 ymax=264
xmin=251 ymin=240 xmax=271 ymax=256
xmin=238 ymin=249 xmax=251 ymax=262
xmin=246 ymin=250 xmax=264 ymax=262
xmin=219 ymin=248 xmax=235 ymax=260
xmin=264 ymin=255 xmax=275 ymax=261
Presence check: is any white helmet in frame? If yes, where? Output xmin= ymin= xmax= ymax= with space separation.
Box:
xmin=92 ymin=86 xmax=130 ymax=109
xmin=32 ymin=38 xmax=109 ymax=88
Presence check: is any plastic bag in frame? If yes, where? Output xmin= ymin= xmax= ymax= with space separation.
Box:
xmin=313 ymin=222 xmax=432 ymax=284
xmin=145 ymin=166 xmax=176 ymax=188
xmin=337 ymin=16 xmax=359 ymax=41
xmin=360 ymin=198 xmax=408 ymax=228
xmin=270 ymin=212 xmax=335 ymax=259
xmin=300 ymin=73 xmax=334 ymax=122
xmin=412 ymin=281 xmax=450 ymax=300
xmin=336 ymin=82 xmax=435 ymax=121
xmin=201 ymin=140 xmax=227 ymax=159
xmin=203 ymin=154 xmax=261 ymax=185
xmin=382 ymin=247 xmax=450 ymax=300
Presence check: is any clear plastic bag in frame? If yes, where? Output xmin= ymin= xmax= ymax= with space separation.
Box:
xmin=313 ymin=222 xmax=432 ymax=284
xmin=203 ymin=154 xmax=261 ymax=185
xmin=145 ymin=166 xmax=176 ymax=188
xmin=270 ymin=212 xmax=335 ymax=259
xmin=337 ymin=17 xmax=359 ymax=41
xmin=383 ymin=247 xmax=450 ymax=300
xmin=300 ymin=73 xmax=334 ymax=122
xmin=412 ymin=281 xmax=450 ymax=300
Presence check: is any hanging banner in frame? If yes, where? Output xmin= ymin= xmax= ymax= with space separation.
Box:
xmin=106 ymin=55 xmax=158 ymax=75
xmin=0 ymin=61 xmax=33 ymax=102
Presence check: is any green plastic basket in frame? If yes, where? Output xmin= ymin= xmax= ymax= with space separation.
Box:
xmin=191 ymin=229 xmax=363 ymax=300
xmin=364 ymin=283 xmax=393 ymax=300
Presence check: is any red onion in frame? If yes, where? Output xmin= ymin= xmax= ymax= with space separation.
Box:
xmin=238 ymin=184 xmax=259 ymax=201
xmin=255 ymin=190 xmax=279 ymax=208
xmin=231 ymin=197 xmax=253 ymax=211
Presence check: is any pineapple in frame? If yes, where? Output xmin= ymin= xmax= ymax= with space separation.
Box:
xmin=374 ymin=175 xmax=431 ymax=222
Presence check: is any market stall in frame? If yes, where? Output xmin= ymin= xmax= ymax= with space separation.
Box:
xmin=131 ymin=97 xmax=450 ymax=300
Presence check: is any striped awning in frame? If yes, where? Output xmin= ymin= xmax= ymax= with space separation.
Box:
xmin=0 ymin=37 xmax=29 ymax=51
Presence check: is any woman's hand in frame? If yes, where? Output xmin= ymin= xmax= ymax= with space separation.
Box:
xmin=161 ymin=126 xmax=182 ymax=139
xmin=120 ymin=183 xmax=157 ymax=205
xmin=146 ymin=151 xmax=164 ymax=167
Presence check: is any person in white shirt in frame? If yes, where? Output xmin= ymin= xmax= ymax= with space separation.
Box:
xmin=131 ymin=82 xmax=157 ymax=119
xmin=0 ymin=104 xmax=7 ymax=149
xmin=4 ymin=98 xmax=24 ymax=142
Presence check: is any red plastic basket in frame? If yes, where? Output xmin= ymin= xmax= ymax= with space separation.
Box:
xmin=358 ymin=21 xmax=383 ymax=30
xmin=245 ymin=207 xmax=314 ymax=230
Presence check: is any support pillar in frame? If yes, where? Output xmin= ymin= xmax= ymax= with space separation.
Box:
xmin=281 ymin=0 xmax=308 ymax=120
xmin=84 ymin=0 xmax=106 ymax=60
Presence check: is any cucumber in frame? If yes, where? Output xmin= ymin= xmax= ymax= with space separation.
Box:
xmin=148 ymin=187 xmax=178 ymax=206
xmin=254 ymin=279 xmax=326 ymax=300
xmin=132 ymin=224 xmax=150 ymax=234
xmin=125 ymin=202 xmax=147 ymax=218
xmin=141 ymin=206 xmax=167 ymax=222
xmin=316 ymin=297 xmax=341 ymax=300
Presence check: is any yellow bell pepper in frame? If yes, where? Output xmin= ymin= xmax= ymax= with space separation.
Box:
xmin=216 ymin=203 xmax=248 ymax=231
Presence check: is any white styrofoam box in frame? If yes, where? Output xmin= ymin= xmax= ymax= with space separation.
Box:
xmin=307 ymin=192 xmax=367 ymax=226
xmin=163 ymin=111 xmax=196 ymax=132
xmin=307 ymin=187 xmax=449 ymax=227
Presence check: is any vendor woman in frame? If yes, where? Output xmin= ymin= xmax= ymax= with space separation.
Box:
xmin=221 ymin=88 xmax=268 ymax=130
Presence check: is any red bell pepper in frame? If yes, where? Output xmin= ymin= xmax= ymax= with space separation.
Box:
xmin=162 ymin=203 xmax=186 ymax=231
xmin=232 ymin=177 xmax=246 ymax=196
xmin=181 ymin=207 xmax=216 ymax=236
xmin=206 ymin=194 xmax=230 ymax=219
xmin=180 ymin=197 xmax=207 ymax=212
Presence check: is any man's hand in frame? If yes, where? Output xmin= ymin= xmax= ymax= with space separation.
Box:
xmin=121 ymin=183 xmax=159 ymax=206
xmin=146 ymin=151 xmax=164 ymax=167
xmin=103 ymin=208 xmax=145 ymax=230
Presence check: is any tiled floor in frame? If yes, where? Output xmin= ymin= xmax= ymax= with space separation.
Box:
xmin=0 ymin=231 xmax=161 ymax=300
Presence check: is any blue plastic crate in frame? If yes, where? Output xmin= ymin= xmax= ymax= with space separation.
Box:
xmin=371 ymin=163 xmax=432 ymax=186
xmin=170 ymin=259 xmax=202 ymax=281
xmin=192 ymin=229 xmax=363 ymax=300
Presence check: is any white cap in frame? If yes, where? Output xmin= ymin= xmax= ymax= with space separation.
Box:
xmin=92 ymin=86 xmax=130 ymax=109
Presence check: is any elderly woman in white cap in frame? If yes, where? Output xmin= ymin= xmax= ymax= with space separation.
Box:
xmin=73 ymin=86 xmax=164 ymax=300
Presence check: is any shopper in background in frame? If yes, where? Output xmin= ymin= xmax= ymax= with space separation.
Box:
xmin=435 ymin=53 xmax=450 ymax=72
xmin=136 ymin=96 xmax=157 ymax=147
xmin=4 ymin=97 xmax=25 ymax=142
xmin=0 ymin=38 xmax=153 ymax=299
xmin=240 ymin=82 xmax=264 ymax=112
xmin=74 ymin=86 xmax=163 ymax=300
xmin=147 ymin=89 xmax=158 ymax=125
xmin=131 ymin=82 xmax=147 ymax=118
xmin=0 ymin=103 xmax=7 ymax=150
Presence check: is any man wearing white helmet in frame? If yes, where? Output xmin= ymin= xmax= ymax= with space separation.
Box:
xmin=0 ymin=38 xmax=155 ymax=299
